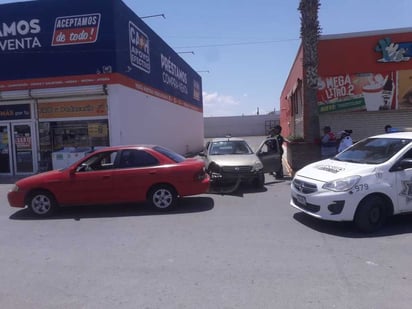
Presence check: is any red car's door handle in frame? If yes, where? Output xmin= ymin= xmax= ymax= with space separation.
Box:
xmin=102 ymin=175 xmax=111 ymax=179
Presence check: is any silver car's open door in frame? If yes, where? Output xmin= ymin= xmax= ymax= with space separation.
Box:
xmin=256 ymin=137 xmax=281 ymax=174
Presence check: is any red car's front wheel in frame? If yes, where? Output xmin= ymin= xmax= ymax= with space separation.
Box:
xmin=26 ymin=190 xmax=57 ymax=217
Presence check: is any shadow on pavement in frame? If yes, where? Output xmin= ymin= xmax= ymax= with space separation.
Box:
xmin=293 ymin=211 xmax=412 ymax=238
xmin=208 ymin=175 xmax=292 ymax=197
xmin=9 ymin=196 xmax=214 ymax=221
xmin=208 ymin=182 xmax=268 ymax=197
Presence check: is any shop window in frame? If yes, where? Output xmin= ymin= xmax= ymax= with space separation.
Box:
xmin=292 ymin=92 xmax=299 ymax=115
xmin=39 ymin=120 xmax=109 ymax=172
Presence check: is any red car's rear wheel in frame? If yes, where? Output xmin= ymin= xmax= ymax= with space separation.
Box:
xmin=148 ymin=185 xmax=177 ymax=210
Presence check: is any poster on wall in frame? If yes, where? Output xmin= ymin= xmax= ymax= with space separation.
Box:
xmin=397 ymin=70 xmax=412 ymax=109
xmin=317 ymin=72 xmax=396 ymax=113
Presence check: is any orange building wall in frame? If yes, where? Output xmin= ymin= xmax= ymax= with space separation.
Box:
xmin=318 ymin=31 xmax=412 ymax=76
xmin=280 ymin=28 xmax=412 ymax=140
xmin=280 ymin=46 xmax=303 ymax=138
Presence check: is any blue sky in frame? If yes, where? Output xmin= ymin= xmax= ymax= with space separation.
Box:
xmin=2 ymin=0 xmax=412 ymax=116
xmin=122 ymin=0 xmax=412 ymax=117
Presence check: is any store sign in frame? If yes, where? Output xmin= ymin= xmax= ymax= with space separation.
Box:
xmin=0 ymin=19 xmax=41 ymax=52
xmin=38 ymin=99 xmax=107 ymax=119
xmin=51 ymin=13 xmax=101 ymax=46
xmin=0 ymin=0 xmax=203 ymax=111
xmin=318 ymin=72 xmax=396 ymax=113
xmin=15 ymin=136 xmax=31 ymax=149
xmin=0 ymin=104 xmax=31 ymax=120
xmin=375 ymin=37 xmax=412 ymax=63
xmin=88 ymin=123 xmax=107 ymax=137
xmin=129 ymin=21 xmax=150 ymax=73
xmin=160 ymin=53 xmax=188 ymax=96
xmin=398 ymin=69 xmax=412 ymax=109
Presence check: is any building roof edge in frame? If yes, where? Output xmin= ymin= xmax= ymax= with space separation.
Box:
xmin=320 ymin=27 xmax=412 ymax=40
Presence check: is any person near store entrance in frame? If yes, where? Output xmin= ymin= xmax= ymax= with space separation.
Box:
xmin=321 ymin=126 xmax=337 ymax=159
xmin=337 ymin=129 xmax=353 ymax=152
xmin=266 ymin=125 xmax=284 ymax=179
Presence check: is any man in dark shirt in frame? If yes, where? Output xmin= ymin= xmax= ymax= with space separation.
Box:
xmin=267 ymin=125 xmax=284 ymax=179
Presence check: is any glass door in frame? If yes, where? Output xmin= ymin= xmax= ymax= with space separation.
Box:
xmin=0 ymin=124 xmax=11 ymax=175
xmin=12 ymin=123 xmax=35 ymax=174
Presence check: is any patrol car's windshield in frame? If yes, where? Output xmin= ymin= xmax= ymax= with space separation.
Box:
xmin=334 ymin=137 xmax=411 ymax=164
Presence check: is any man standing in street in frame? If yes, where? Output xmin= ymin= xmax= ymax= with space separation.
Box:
xmin=268 ymin=125 xmax=284 ymax=179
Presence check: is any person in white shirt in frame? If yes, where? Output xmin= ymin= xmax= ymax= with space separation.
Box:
xmin=338 ymin=130 xmax=353 ymax=152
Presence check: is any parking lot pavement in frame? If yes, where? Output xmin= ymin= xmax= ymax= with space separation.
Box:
xmin=0 ymin=175 xmax=25 ymax=185
xmin=2 ymin=178 xmax=412 ymax=308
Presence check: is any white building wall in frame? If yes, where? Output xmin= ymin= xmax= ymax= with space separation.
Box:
xmin=107 ymin=84 xmax=204 ymax=155
xmin=204 ymin=114 xmax=280 ymax=138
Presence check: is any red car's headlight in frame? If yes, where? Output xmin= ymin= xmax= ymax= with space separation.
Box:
xmin=196 ymin=168 xmax=207 ymax=181
xmin=10 ymin=184 xmax=20 ymax=192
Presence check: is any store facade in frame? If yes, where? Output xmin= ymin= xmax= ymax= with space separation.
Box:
xmin=281 ymin=27 xmax=412 ymax=143
xmin=0 ymin=0 xmax=203 ymax=175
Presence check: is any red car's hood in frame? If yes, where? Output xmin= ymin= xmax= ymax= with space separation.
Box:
xmin=16 ymin=169 xmax=67 ymax=187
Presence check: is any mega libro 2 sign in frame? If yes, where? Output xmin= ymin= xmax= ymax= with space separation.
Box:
xmin=0 ymin=0 xmax=202 ymax=111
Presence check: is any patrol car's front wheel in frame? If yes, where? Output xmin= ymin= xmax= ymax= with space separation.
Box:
xmin=354 ymin=196 xmax=387 ymax=233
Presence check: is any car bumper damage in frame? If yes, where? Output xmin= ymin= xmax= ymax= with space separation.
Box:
xmin=208 ymin=170 xmax=262 ymax=193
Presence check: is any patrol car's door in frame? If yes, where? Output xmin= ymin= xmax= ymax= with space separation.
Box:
xmin=256 ymin=137 xmax=281 ymax=174
xmin=393 ymin=148 xmax=412 ymax=212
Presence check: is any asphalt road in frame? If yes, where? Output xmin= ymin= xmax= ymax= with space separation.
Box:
xmin=1 ymin=175 xmax=412 ymax=309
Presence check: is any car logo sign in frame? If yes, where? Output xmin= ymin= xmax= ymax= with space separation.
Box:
xmin=234 ymin=167 xmax=240 ymax=171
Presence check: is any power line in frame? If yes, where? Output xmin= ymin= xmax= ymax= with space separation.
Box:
xmin=173 ymin=38 xmax=299 ymax=49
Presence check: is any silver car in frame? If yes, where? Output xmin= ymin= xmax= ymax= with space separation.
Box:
xmin=199 ymin=136 xmax=281 ymax=191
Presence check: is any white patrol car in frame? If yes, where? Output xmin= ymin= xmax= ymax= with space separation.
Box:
xmin=291 ymin=132 xmax=412 ymax=232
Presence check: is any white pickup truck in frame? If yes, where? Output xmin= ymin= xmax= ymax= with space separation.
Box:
xmin=290 ymin=132 xmax=412 ymax=232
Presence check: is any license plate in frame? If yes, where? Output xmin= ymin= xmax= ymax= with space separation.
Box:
xmin=296 ymin=194 xmax=306 ymax=206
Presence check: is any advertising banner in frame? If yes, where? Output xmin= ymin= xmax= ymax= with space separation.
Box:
xmin=113 ymin=1 xmax=203 ymax=109
xmin=0 ymin=104 xmax=31 ymax=120
xmin=38 ymin=99 xmax=107 ymax=119
xmin=397 ymin=70 xmax=412 ymax=109
xmin=0 ymin=0 xmax=202 ymax=111
xmin=317 ymin=72 xmax=396 ymax=113
xmin=0 ymin=0 xmax=115 ymax=81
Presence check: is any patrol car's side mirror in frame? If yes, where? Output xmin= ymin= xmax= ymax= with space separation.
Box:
xmin=390 ymin=158 xmax=412 ymax=172
xmin=198 ymin=151 xmax=206 ymax=157
xmin=400 ymin=158 xmax=412 ymax=169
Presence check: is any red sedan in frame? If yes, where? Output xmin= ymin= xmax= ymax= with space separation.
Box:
xmin=8 ymin=145 xmax=210 ymax=216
